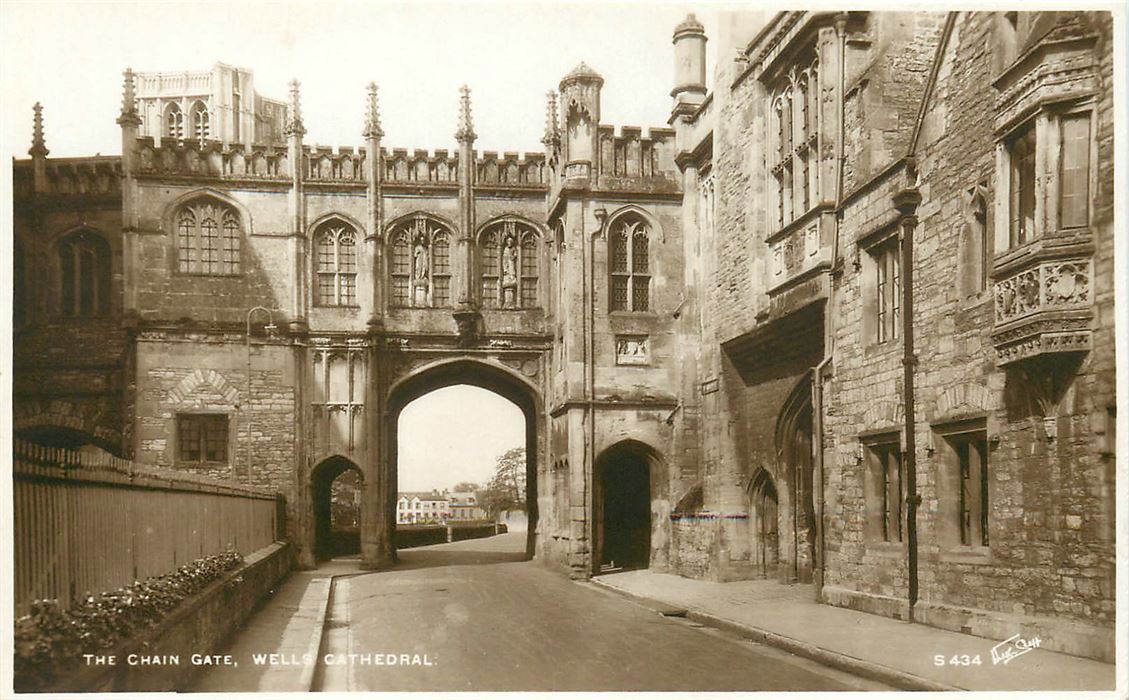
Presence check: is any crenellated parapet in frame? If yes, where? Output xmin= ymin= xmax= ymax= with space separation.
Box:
xmin=304 ymin=145 xmax=368 ymax=183
xmin=134 ymin=137 xmax=290 ymax=180
xmin=597 ymin=125 xmax=678 ymax=186
xmin=383 ymin=148 xmax=459 ymax=184
xmin=13 ymin=156 xmax=123 ymax=198
xmin=476 ymin=151 xmax=548 ymax=188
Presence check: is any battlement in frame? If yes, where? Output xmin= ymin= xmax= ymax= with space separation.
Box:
xmin=128 ymin=136 xmax=548 ymax=188
xmin=596 ymin=124 xmax=677 ymax=179
xmin=13 ymin=156 xmax=122 ymax=198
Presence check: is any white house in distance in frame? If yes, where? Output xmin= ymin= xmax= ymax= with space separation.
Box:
xmin=447 ymin=492 xmax=488 ymax=522
xmin=396 ymin=491 xmax=450 ymax=525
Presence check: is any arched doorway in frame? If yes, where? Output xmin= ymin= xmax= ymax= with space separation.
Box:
xmin=776 ymin=375 xmax=816 ymax=583
xmin=16 ymin=425 xmax=121 ymax=457
xmin=312 ymin=456 xmax=363 ymax=561
xmin=747 ymin=470 xmax=780 ymax=579
xmin=385 ymin=359 xmax=541 ymax=562
xmin=595 ymin=441 xmax=656 ymax=573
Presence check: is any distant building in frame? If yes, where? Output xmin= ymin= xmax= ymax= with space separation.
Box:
xmin=396 ymin=491 xmax=450 ymax=525
xmin=447 ymin=492 xmax=488 ymax=521
xmin=133 ymin=62 xmax=287 ymax=146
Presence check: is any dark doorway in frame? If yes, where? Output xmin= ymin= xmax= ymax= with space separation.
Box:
xmin=312 ymin=456 xmax=363 ymax=560
xmin=748 ymin=470 xmax=780 ymax=579
xmin=597 ymin=443 xmax=653 ymax=572
xmin=777 ymin=376 xmax=816 ymax=583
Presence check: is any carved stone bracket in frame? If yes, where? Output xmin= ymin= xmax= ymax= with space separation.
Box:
xmin=992 ymin=257 xmax=1093 ymax=365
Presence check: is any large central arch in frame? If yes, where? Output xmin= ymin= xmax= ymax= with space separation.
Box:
xmin=382 ymin=358 xmax=542 ymax=562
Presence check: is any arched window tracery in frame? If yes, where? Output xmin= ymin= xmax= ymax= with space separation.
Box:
xmin=175 ymin=199 xmax=241 ymax=275
xmin=769 ymin=54 xmax=820 ymax=230
xmin=315 ymin=222 xmax=358 ymax=306
xmin=58 ymin=229 xmax=111 ymax=317
xmin=478 ymin=220 xmax=540 ymax=309
xmin=191 ymin=100 xmax=210 ymax=142
xmin=387 ymin=216 xmax=453 ymax=308
xmin=165 ymin=102 xmax=184 ymax=140
xmin=609 ymin=214 xmax=651 ymax=312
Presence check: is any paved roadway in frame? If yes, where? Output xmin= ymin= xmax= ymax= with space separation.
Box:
xmin=317 ymin=532 xmax=891 ymax=692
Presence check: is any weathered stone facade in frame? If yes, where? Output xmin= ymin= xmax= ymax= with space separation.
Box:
xmin=12 ymin=9 xmax=1116 ymax=663
xmin=673 ymin=10 xmax=1116 ymax=661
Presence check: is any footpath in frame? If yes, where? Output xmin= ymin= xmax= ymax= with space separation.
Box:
xmin=592 ymin=569 xmax=1118 ymax=693
xmin=188 ymin=560 xmax=357 ymax=692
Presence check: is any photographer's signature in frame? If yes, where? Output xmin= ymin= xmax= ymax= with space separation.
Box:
xmin=990 ymin=634 xmax=1042 ymax=665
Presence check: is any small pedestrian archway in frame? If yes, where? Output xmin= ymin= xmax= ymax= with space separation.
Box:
xmin=747 ymin=468 xmax=780 ymax=579
xmin=312 ymin=456 xmax=364 ymax=561
xmin=776 ymin=375 xmax=816 ymax=583
xmin=594 ymin=440 xmax=659 ymax=573
xmin=384 ymin=359 xmax=541 ymax=561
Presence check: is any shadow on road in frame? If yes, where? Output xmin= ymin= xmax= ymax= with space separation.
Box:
xmin=391 ymin=547 xmax=529 ymax=571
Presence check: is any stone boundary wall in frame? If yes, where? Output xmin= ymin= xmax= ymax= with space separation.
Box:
xmin=36 ymin=542 xmax=292 ymax=692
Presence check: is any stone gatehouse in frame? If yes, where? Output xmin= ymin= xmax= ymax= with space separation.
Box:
xmin=12 ymin=10 xmax=1116 ymax=663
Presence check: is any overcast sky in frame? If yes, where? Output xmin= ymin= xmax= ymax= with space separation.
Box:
xmin=0 ymin=1 xmax=719 ymax=493
xmin=398 ymin=385 xmax=524 ymax=492
xmin=1 ymin=1 xmax=719 ymax=157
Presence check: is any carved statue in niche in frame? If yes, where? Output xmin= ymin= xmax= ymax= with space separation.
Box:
xmin=502 ymin=233 xmax=518 ymax=308
xmin=413 ymin=233 xmax=430 ymax=306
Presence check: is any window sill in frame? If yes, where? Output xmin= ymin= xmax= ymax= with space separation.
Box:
xmin=864 ymin=339 xmax=901 ymax=360
xmin=313 ymin=304 xmax=361 ymax=310
xmin=938 ymin=545 xmax=992 ymax=565
xmin=175 ymin=272 xmax=243 ymax=279
xmin=175 ymin=461 xmax=230 ymax=468
xmin=865 ymin=541 xmax=906 ymax=558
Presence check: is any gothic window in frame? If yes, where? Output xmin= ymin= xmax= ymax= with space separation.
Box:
xmin=1007 ymin=121 xmax=1036 ymax=247
xmin=867 ymin=235 xmax=901 ymax=344
xmin=315 ymin=222 xmax=358 ymax=306
xmin=165 ymin=102 xmax=184 ymax=140
xmin=390 ymin=230 xmax=410 ymax=307
xmin=1059 ymin=112 xmax=1091 ymax=229
xmin=609 ymin=214 xmax=651 ymax=312
xmin=935 ymin=421 xmax=990 ymax=549
xmin=175 ymin=199 xmax=241 ymax=275
xmin=191 ymin=100 xmax=210 ymax=142
xmin=432 ymin=232 xmax=451 ymax=308
xmin=478 ymin=220 xmax=540 ymax=309
xmin=864 ymin=435 xmax=903 ymax=543
xmin=386 ymin=216 xmax=453 ymax=308
xmin=177 ymin=413 xmax=228 ymax=463
xmin=58 ymin=229 xmax=111 ymax=317
xmin=769 ymin=55 xmax=819 ymax=231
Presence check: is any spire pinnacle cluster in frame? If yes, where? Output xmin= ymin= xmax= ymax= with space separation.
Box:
xmin=363 ymin=82 xmax=383 ymax=139
xmin=286 ymin=78 xmax=306 ymax=137
xmin=29 ymin=102 xmax=48 ymax=156
xmin=455 ymin=85 xmax=476 ymax=143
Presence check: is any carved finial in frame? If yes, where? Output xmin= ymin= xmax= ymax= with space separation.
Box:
xmin=116 ymin=68 xmax=141 ymax=127
xmin=29 ymin=102 xmax=48 ymax=157
xmin=455 ymin=85 xmax=476 ymax=143
xmin=363 ymin=82 xmax=383 ymax=139
xmin=285 ymin=78 xmax=305 ymax=137
xmin=542 ymin=91 xmax=560 ymax=148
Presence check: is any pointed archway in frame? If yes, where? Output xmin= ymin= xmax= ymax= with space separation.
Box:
xmin=383 ymin=359 xmax=541 ymax=564
xmin=312 ymin=456 xmax=364 ymax=561
xmin=594 ymin=440 xmax=660 ymax=573
xmin=747 ymin=469 xmax=780 ymax=579
xmin=776 ymin=374 xmax=815 ymax=583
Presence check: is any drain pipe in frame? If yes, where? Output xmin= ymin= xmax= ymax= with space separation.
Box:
xmin=895 ymin=185 xmax=922 ymax=622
